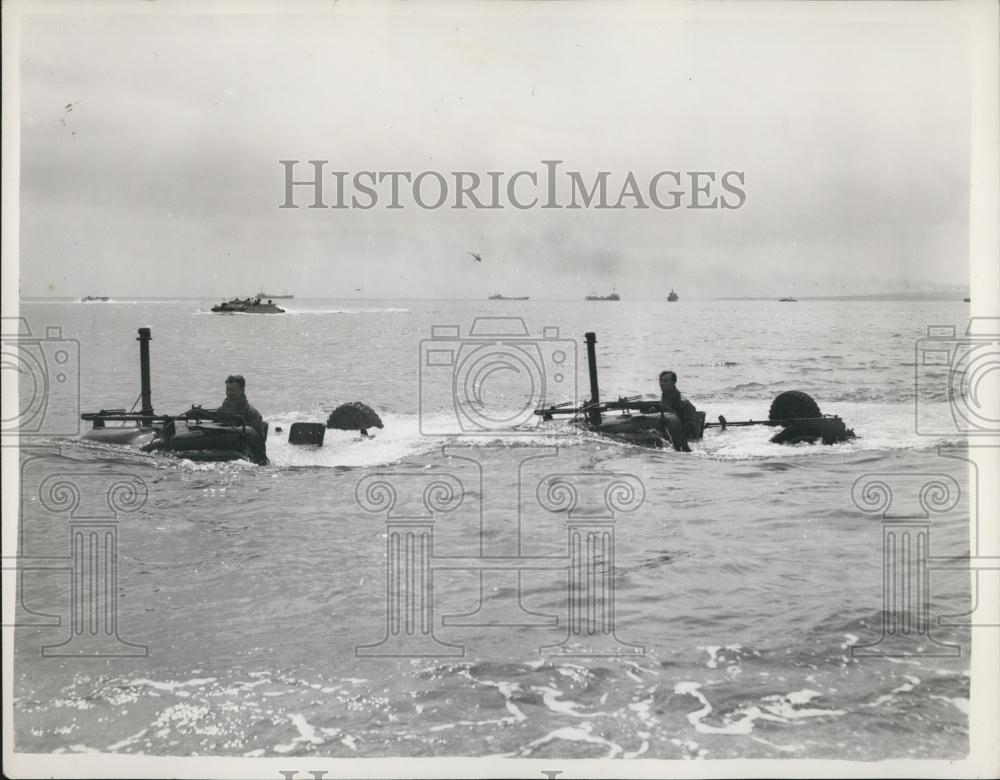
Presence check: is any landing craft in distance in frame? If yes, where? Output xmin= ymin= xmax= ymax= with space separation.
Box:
xmin=468 ymin=252 xmax=483 ymax=263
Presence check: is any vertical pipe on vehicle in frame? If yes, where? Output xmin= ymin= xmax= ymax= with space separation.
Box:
xmin=585 ymin=332 xmax=601 ymax=426
xmin=137 ymin=328 xmax=154 ymax=424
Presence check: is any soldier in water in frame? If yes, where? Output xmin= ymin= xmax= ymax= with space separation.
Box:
xmin=219 ymin=374 xmax=266 ymax=437
xmin=659 ymin=370 xmax=700 ymax=441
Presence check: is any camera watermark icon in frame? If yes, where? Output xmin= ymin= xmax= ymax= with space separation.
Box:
xmin=2 ymin=458 xmax=149 ymax=657
xmin=1 ymin=317 xmax=81 ymax=440
xmin=418 ymin=318 xmax=576 ymax=435
xmin=936 ymin=445 xmax=1000 ymax=630
xmin=850 ymin=471 xmax=972 ymax=658
xmin=914 ymin=317 xmax=1000 ymax=436
xmin=354 ymin=446 xmax=644 ymax=658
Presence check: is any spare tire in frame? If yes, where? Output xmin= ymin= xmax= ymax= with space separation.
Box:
xmin=770 ymin=417 xmax=855 ymax=446
xmin=769 ymin=390 xmax=821 ymax=421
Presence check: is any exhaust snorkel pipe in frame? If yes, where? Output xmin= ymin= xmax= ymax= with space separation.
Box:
xmin=137 ymin=327 xmax=154 ymax=425
xmin=584 ymin=331 xmax=602 ymax=426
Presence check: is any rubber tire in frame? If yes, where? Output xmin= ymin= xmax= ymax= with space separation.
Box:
xmin=770 ymin=417 xmax=854 ymax=446
xmin=769 ymin=390 xmax=821 ymax=421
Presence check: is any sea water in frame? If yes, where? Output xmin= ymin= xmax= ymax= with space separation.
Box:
xmin=10 ymin=298 xmax=975 ymax=759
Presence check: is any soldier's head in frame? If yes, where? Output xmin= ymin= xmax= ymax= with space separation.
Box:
xmin=658 ymin=370 xmax=677 ymax=392
xmin=225 ymin=374 xmax=246 ymax=401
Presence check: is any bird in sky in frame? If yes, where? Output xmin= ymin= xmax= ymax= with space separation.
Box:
xmin=468 ymin=252 xmax=483 ymax=263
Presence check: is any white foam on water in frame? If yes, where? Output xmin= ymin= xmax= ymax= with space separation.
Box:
xmin=700 ymin=643 xmax=743 ymax=669
xmin=290 ymin=713 xmax=323 ymax=743
xmin=426 ymin=679 xmax=530 ymax=734
xmin=685 ymin=401 xmax=962 ymax=461
xmin=933 ymin=668 xmax=968 ymax=678
xmin=670 ymin=736 xmax=707 ymax=759
xmin=106 ymin=728 xmax=148 ymax=752
xmin=126 ymin=677 xmax=217 ymax=693
xmin=751 ymin=735 xmax=806 ymax=753
xmin=151 ymin=702 xmax=212 ymax=740
xmin=704 ymin=646 xmax=721 ymax=668
xmin=623 ymin=739 xmax=650 ymax=758
xmin=628 ymin=694 xmax=660 ymax=731
xmin=761 ymin=689 xmax=847 ymax=720
xmin=514 ymin=723 xmax=623 ymax=759
xmin=676 ymin=682 xmax=845 ymax=736
xmin=50 ymin=698 xmax=94 ymax=710
xmin=674 ymin=682 xmax=760 ymax=735
xmin=863 ymin=675 xmax=921 ymax=709
xmin=266 ymin=411 xmax=587 ymax=469
xmin=930 ymin=695 xmax=970 ymax=714
xmin=273 ymin=713 xmax=326 ymax=753
xmin=555 ymin=664 xmax=593 ymax=685
xmin=534 ymin=685 xmax=611 ymax=718
xmin=218 ymin=677 xmax=276 ymax=696
xmin=622 ymin=663 xmax=652 ymax=683
xmin=480 ymin=680 xmax=528 ymax=723
xmin=266 ymin=413 xmax=441 ymax=469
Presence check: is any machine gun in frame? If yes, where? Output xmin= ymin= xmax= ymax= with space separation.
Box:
xmin=535 ymin=395 xmax=660 ymax=421
xmin=82 ymin=407 xmax=251 ymax=431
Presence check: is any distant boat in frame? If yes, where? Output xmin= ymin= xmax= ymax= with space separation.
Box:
xmin=489 ymin=293 xmax=530 ymax=300
xmin=778 ymin=297 xmax=798 ymax=302
xmin=668 ymin=289 xmax=679 ymax=302
xmin=81 ymin=295 xmax=110 ymax=302
xmin=260 ymin=288 xmax=294 ymax=299
xmin=585 ymin=288 xmax=620 ymax=301
xmin=212 ymin=295 xmax=285 ymax=314
xmin=964 ymin=297 xmax=971 ymax=302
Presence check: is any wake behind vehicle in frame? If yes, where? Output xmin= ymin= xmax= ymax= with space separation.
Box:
xmin=535 ymin=332 xmax=855 ymax=451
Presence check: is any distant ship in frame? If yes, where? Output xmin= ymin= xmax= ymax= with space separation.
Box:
xmin=778 ymin=297 xmax=798 ymax=302
xmin=585 ymin=288 xmax=620 ymax=301
xmin=668 ymin=289 xmax=679 ymax=302
xmin=81 ymin=295 xmax=110 ymax=302
xmin=489 ymin=293 xmax=530 ymax=300
xmin=964 ymin=297 xmax=971 ymax=302
xmin=211 ymin=295 xmax=285 ymax=314
xmin=260 ymin=288 xmax=294 ymax=299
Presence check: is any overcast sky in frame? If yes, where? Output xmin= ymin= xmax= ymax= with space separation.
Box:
xmin=11 ymin=1 xmax=984 ymax=299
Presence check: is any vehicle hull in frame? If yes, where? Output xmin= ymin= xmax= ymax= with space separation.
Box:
xmin=82 ymin=421 xmax=268 ymax=465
